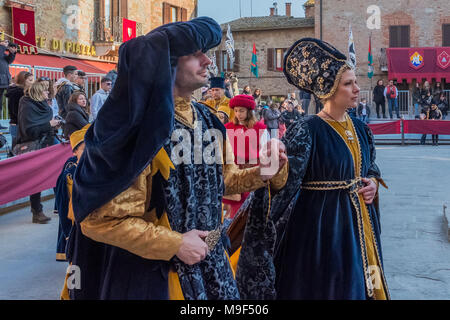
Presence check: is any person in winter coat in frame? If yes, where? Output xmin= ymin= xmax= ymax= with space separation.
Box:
xmin=6 ymin=71 xmax=34 ymax=147
xmin=412 ymin=82 xmax=422 ymax=119
xmin=0 ymin=40 xmax=17 ymax=107
xmin=372 ymin=79 xmax=386 ymax=118
xmin=64 ymin=91 xmax=90 ymax=138
xmin=357 ymin=98 xmax=371 ymax=123
xmin=55 ymin=65 xmax=78 ymax=119
xmin=17 ymin=81 xmax=61 ymax=223
xmin=433 ymin=82 xmax=443 ymax=104
xmin=263 ymin=102 xmax=281 ymax=137
xmin=281 ymin=100 xmax=303 ymax=127
xmin=105 ymin=66 xmax=118 ymax=88
xmin=384 ymin=80 xmax=399 ymax=119
xmin=436 ymin=93 xmax=448 ymax=120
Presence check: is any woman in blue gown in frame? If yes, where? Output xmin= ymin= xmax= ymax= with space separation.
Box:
xmin=236 ymin=38 xmax=390 ymax=300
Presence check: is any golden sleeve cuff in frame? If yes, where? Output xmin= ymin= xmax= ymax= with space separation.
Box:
xmin=80 ymin=165 xmax=183 ymax=261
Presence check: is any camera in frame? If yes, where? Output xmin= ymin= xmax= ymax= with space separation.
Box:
xmin=54 ymin=115 xmax=66 ymax=124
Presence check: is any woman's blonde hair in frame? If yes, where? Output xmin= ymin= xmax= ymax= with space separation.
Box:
xmin=233 ymin=108 xmax=256 ymax=129
xmin=26 ymin=81 xmax=48 ymax=102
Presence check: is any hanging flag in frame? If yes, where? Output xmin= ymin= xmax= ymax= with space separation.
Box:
xmin=225 ymin=24 xmax=235 ymax=67
xmin=348 ymin=24 xmax=356 ymax=69
xmin=122 ymin=18 xmax=137 ymax=42
xmin=11 ymin=7 xmax=37 ymax=53
xmin=368 ymin=33 xmax=374 ymax=78
xmin=251 ymin=43 xmax=258 ymax=78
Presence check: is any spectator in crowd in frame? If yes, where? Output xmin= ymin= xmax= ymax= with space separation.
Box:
xmin=17 ymin=81 xmax=61 ymax=223
xmin=279 ymin=100 xmax=287 ymax=113
xmin=357 ymin=98 xmax=371 ymax=123
xmin=373 ymin=79 xmax=386 ymax=118
xmin=6 ymin=71 xmax=33 ymax=147
xmin=55 ymin=65 xmax=78 ymax=119
xmin=263 ymin=102 xmax=281 ymax=137
xmin=228 ymin=72 xmax=239 ymax=97
xmin=433 ymin=82 xmax=443 ymax=104
xmin=421 ymin=81 xmax=432 ymax=106
xmin=0 ymin=39 xmax=17 ymax=121
xmin=90 ymin=77 xmax=112 ymax=120
xmin=105 ymin=65 xmax=118 ymax=88
xmin=64 ymin=91 xmax=90 ymax=138
xmin=281 ymin=100 xmax=303 ymax=127
xmin=288 ymin=92 xmax=299 ymax=107
xmin=412 ymin=82 xmax=422 ymax=119
xmin=437 ymin=93 xmax=448 ymax=120
xmin=217 ymin=105 xmax=230 ymax=125
xmin=299 ymin=89 xmax=311 ymax=115
xmin=252 ymin=88 xmax=262 ymax=106
xmin=37 ymin=77 xmax=59 ymax=117
xmin=384 ymin=80 xmax=399 ymax=119
xmin=242 ymin=85 xmax=251 ymax=95
xmin=224 ymin=74 xmax=233 ymax=98
xmin=295 ymin=103 xmax=305 ymax=115
xmin=224 ymin=94 xmax=267 ymax=218
xmin=423 ymin=91 xmax=433 ymax=109
xmin=420 ymin=103 xmax=443 ymax=146
xmin=73 ymin=70 xmax=87 ymax=94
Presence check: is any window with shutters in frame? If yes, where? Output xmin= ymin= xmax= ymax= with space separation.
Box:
xmin=443 ymin=24 xmax=450 ymax=47
xmin=389 ymin=25 xmax=410 ymax=48
xmin=218 ymin=50 xmax=240 ymax=72
xmin=95 ymin=0 xmax=128 ymax=41
xmin=163 ymin=3 xmax=188 ymax=24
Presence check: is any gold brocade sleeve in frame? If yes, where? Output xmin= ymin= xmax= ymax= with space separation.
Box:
xmin=223 ymin=138 xmax=288 ymax=196
xmin=80 ymin=165 xmax=183 ymax=261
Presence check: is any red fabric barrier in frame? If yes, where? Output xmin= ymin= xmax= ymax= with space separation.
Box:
xmin=0 ymin=143 xmax=73 ymax=205
xmin=368 ymin=121 xmax=401 ymax=135
xmin=403 ymin=120 xmax=450 ymax=135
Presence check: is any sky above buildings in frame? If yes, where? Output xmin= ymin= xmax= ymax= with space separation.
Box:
xmin=197 ymin=0 xmax=307 ymax=24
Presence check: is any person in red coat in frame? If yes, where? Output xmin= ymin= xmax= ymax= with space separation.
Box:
xmin=223 ymin=94 xmax=268 ymax=218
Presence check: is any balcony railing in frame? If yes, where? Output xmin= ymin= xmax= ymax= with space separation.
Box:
xmin=94 ymin=16 xmax=144 ymax=43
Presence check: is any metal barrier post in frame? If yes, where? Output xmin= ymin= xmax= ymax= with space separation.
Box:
xmin=401 ymin=119 xmax=405 ymax=145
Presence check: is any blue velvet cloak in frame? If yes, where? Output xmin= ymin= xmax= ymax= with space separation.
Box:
xmin=66 ymin=17 xmax=223 ymax=300
xmin=55 ymin=156 xmax=77 ymax=261
xmin=236 ymin=116 xmax=390 ymax=300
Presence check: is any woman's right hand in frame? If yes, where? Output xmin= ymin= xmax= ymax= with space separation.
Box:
xmin=50 ymin=119 xmax=61 ymax=127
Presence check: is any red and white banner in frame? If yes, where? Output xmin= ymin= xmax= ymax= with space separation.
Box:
xmin=11 ymin=7 xmax=36 ymax=52
xmin=122 ymin=18 xmax=136 ymax=42
xmin=0 ymin=143 xmax=73 ymax=206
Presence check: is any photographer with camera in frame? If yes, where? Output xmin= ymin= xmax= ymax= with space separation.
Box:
xmin=0 ymin=39 xmax=17 ymax=123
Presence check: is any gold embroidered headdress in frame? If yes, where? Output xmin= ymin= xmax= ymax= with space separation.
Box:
xmin=283 ymin=38 xmax=353 ymax=99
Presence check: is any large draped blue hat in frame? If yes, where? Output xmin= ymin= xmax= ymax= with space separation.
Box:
xmin=72 ymin=17 xmax=222 ymax=222
xmin=283 ymin=38 xmax=353 ymax=99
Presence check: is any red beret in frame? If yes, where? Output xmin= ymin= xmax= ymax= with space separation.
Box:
xmin=229 ymin=94 xmax=256 ymax=110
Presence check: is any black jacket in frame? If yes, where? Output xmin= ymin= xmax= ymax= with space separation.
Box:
xmin=412 ymin=87 xmax=422 ymax=104
xmin=64 ymin=102 xmax=89 ymax=138
xmin=357 ymin=103 xmax=371 ymax=117
xmin=56 ymin=82 xmax=74 ymax=119
xmin=437 ymin=98 xmax=449 ymax=116
xmin=427 ymin=107 xmax=442 ymax=120
xmin=5 ymin=85 xmax=24 ymax=124
xmin=372 ymin=85 xmax=385 ymax=104
xmin=0 ymin=46 xmax=16 ymax=88
xmin=17 ymin=96 xmax=54 ymax=145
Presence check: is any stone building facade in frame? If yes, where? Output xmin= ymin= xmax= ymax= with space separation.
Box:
xmin=313 ymin=0 xmax=450 ymax=94
xmin=215 ymin=4 xmax=314 ymax=101
xmin=219 ymin=0 xmax=450 ymax=114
